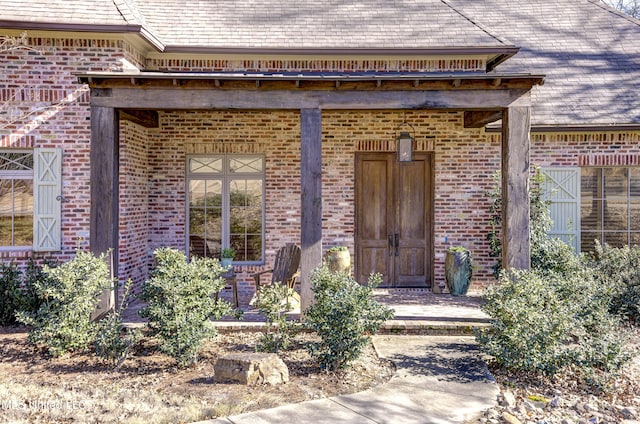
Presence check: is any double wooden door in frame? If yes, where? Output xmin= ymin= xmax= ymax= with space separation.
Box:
xmin=355 ymin=152 xmax=434 ymax=288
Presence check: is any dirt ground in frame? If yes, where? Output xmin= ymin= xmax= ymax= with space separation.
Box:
xmin=0 ymin=328 xmax=395 ymax=424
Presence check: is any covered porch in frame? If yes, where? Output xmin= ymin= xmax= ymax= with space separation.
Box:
xmin=79 ymin=72 xmax=542 ymax=310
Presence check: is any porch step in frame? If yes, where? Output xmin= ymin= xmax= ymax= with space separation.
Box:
xmin=213 ymin=318 xmax=490 ymax=336
xmin=379 ymin=318 xmax=490 ymax=336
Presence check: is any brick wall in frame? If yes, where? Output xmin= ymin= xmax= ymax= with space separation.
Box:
xmin=3 ymin=33 xmax=640 ymax=298
xmin=0 ymin=34 xmax=129 ymax=269
xmin=133 ymin=109 xmax=501 ymax=296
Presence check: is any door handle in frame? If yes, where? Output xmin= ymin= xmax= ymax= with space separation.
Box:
xmin=395 ymin=233 xmax=399 ymax=256
xmin=388 ymin=235 xmax=393 ymax=257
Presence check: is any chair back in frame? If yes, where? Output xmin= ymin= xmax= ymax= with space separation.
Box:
xmin=271 ymin=243 xmax=301 ymax=286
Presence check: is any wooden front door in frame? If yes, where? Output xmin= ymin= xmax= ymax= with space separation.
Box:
xmin=355 ymin=152 xmax=433 ymax=287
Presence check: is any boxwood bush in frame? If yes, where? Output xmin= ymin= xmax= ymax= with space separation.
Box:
xmin=139 ymin=248 xmax=232 ymax=367
xmin=304 ymin=267 xmax=394 ymax=371
xmin=16 ymin=250 xmax=112 ymax=356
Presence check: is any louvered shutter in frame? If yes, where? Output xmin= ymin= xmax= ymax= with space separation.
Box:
xmin=33 ymin=148 xmax=62 ymax=251
xmin=541 ymin=167 xmax=580 ymax=252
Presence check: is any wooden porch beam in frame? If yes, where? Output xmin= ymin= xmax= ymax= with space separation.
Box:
xmin=464 ymin=110 xmax=502 ymax=128
xmin=90 ymin=106 xmax=119 ymax=311
xmin=501 ymin=106 xmax=531 ymax=270
xmin=120 ymin=109 xmax=159 ymax=128
xmin=90 ymin=88 xmax=531 ymax=110
xmin=300 ymin=108 xmax=323 ymax=313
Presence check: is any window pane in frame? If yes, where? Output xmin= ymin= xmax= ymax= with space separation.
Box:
xmin=0 ymin=178 xmax=33 ymax=246
xmin=581 ymin=232 xmax=600 ymax=253
xmin=631 ymin=168 xmax=640 ymax=198
xmin=603 ymin=168 xmax=628 ymax=199
xmin=190 ymin=157 xmax=222 ymax=174
xmin=603 ymin=232 xmax=628 ymax=248
xmin=189 ymin=180 xmax=206 ymax=207
xmin=0 ymin=152 xmax=33 ymax=171
xmin=631 ymin=232 xmax=640 ymax=248
xmin=581 ymin=199 xmax=602 ymax=231
xmin=189 ymin=209 xmax=205 ymax=234
xmin=245 ymin=234 xmax=262 ymax=261
xmin=230 ymin=234 xmax=246 ymax=261
xmin=205 ymin=209 xmax=222 ymax=240
xmin=631 ymin=201 xmax=640 ymax=231
xmin=230 ymin=157 xmax=264 ymax=174
xmin=230 ymin=179 xmax=262 ymax=206
xmin=581 ymin=168 xmax=600 ymax=202
xmin=603 ymin=200 xmax=628 ymax=231
xmin=205 ymin=180 xmax=222 ymax=207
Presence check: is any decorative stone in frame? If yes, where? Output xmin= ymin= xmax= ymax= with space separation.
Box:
xmin=214 ymin=352 xmax=289 ymax=385
xmin=620 ymin=407 xmax=638 ymax=419
xmin=502 ymin=411 xmax=522 ymax=424
xmin=501 ymin=390 xmax=517 ymax=408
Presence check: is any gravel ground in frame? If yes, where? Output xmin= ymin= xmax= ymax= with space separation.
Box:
xmin=473 ymin=328 xmax=640 ymax=424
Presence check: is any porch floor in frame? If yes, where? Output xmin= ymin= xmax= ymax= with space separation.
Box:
xmin=123 ymin=288 xmax=491 ymax=335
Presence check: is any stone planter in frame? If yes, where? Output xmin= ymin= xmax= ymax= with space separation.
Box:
xmin=325 ymin=247 xmax=351 ymax=273
xmin=445 ymin=247 xmax=472 ymax=296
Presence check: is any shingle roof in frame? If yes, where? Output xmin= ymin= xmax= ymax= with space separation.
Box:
xmin=450 ymin=0 xmax=640 ymax=126
xmin=1 ymin=0 xmax=639 ymax=126
xmin=1 ymin=0 xmax=128 ymax=26
xmin=128 ymin=0 xmax=509 ymax=49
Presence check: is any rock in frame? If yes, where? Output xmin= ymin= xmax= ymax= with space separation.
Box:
xmin=523 ymin=400 xmax=545 ymax=412
xmin=502 ymin=411 xmax=522 ymax=424
xmin=560 ymin=419 xmax=576 ymax=424
xmin=550 ymin=397 xmax=562 ymax=408
xmin=584 ymin=403 xmax=599 ymax=413
xmin=621 ymin=407 xmax=638 ymax=419
xmin=214 ymin=352 xmax=289 ymax=385
xmin=501 ymin=391 xmax=518 ymax=408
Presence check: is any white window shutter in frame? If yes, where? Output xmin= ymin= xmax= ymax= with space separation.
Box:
xmin=541 ymin=167 xmax=580 ymax=252
xmin=33 ymin=148 xmax=62 ymax=252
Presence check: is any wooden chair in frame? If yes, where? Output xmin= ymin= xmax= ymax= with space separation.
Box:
xmin=252 ymin=243 xmax=301 ymax=292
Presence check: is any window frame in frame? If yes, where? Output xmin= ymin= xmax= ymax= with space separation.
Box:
xmin=0 ymin=149 xmax=34 ymax=251
xmin=185 ymin=153 xmax=266 ymax=265
xmin=580 ymin=166 xmax=640 ymax=251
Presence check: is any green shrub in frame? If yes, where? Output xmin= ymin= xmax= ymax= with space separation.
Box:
xmin=254 ymin=282 xmax=300 ymax=352
xmin=16 ymin=250 xmax=112 ymax=356
xmin=0 ymin=261 xmax=23 ymax=326
xmin=476 ymin=268 xmax=630 ymax=379
xmin=95 ymin=279 xmax=142 ymax=370
xmin=139 ymin=248 xmax=232 ymax=367
xmin=20 ymin=257 xmax=57 ymax=316
xmin=486 ymin=167 xmax=575 ymax=277
xmin=590 ymin=243 xmax=640 ymax=324
xmin=304 ymin=267 xmax=394 ymax=371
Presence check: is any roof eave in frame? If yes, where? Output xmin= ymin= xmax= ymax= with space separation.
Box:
xmin=160 ymin=45 xmax=521 ymax=58
xmin=0 ymin=20 xmax=165 ymax=51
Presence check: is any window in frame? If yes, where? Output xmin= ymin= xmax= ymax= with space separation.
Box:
xmin=0 ymin=151 xmax=34 ymax=247
xmin=581 ymin=167 xmax=640 ymax=251
xmin=187 ymin=155 xmax=265 ymax=263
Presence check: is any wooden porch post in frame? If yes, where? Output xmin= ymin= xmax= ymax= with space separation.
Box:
xmin=300 ymin=108 xmax=323 ymax=312
xmin=501 ymin=106 xmax=531 ymax=270
xmin=90 ymin=105 xmax=119 ymax=312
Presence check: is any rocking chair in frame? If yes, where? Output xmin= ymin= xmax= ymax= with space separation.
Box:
xmin=252 ymin=243 xmax=301 ymax=293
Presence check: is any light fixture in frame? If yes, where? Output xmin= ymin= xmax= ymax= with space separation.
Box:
xmin=397 ymin=131 xmax=414 ymax=162
xmin=395 ymin=112 xmax=415 ymax=162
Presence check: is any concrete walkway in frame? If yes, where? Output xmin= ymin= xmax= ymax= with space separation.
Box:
xmin=203 ymin=335 xmax=499 ymax=424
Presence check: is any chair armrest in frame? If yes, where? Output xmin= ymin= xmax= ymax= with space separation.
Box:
xmin=251 ymin=269 xmax=273 ymax=290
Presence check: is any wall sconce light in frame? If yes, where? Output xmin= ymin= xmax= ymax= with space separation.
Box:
xmin=397 ymin=131 xmax=414 ymax=162
xmin=395 ymin=113 xmax=415 ymax=162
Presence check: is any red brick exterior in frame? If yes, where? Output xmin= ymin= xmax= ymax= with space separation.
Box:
xmin=3 ymin=33 xmax=640 ymax=299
